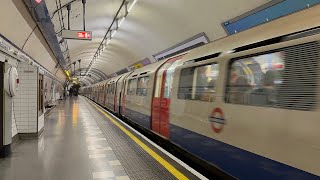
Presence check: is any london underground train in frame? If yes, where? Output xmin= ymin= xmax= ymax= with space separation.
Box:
xmin=80 ymin=8 xmax=320 ymax=180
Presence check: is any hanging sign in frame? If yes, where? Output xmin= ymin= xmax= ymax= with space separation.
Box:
xmin=62 ymin=30 xmax=92 ymax=41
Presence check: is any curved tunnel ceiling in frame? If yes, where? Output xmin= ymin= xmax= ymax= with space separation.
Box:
xmin=68 ymin=68 xmax=106 ymax=87
xmin=46 ymin=0 xmax=270 ymax=84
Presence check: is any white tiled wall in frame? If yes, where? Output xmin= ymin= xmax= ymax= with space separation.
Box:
xmin=12 ymin=103 xmax=18 ymax=137
xmin=13 ymin=63 xmax=38 ymax=134
xmin=38 ymin=114 xmax=44 ymax=132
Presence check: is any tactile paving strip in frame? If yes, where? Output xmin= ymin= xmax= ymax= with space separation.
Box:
xmin=81 ymin=98 xmax=177 ymax=180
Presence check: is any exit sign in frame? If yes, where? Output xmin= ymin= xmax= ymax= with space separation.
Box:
xmin=62 ymin=30 xmax=92 ymax=41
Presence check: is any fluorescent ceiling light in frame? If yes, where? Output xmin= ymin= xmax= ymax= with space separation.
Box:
xmin=128 ymin=0 xmax=137 ymax=12
xmin=111 ymin=30 xmax=117 ymax=38
xmin=118 ymin=17 xmax=126 ymax=27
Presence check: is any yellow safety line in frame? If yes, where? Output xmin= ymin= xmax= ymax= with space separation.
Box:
xmin=87 ymin=100 xmax=189 ymax=180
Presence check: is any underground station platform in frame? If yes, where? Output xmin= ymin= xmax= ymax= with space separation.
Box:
xmin=0 ymin=96 xmax=205 ymax=180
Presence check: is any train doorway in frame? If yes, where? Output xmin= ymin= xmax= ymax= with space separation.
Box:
xmin=151 ymin=54 xmax=186 ymax=138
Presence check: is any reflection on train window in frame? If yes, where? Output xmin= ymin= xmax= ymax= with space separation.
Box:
xmin=226 ymin=52 xmax=284 ymax=106
xmin=178 ymin=63 xmax=219 ymax=102
xmin=164 ymin=60 xmax=184 ymax=98
xmin=137 ymin=76 xmax=150 ymax=96
xmin=127 ymin=79 xmax=137 ymax=95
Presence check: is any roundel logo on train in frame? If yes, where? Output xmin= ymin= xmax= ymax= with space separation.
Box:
xmin=208 ymin=108 xmax=225 ymax=133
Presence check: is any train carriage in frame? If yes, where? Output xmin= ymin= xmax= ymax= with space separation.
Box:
xmin=170 ymin=35 xmax=320 ymax=179
xmin=123 ymin=61 xmax=165 ymax=129
xmin=80 ymin=6 xmax=320 ymax=179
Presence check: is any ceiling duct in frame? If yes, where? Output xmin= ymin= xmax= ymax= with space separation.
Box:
xmin=23 ymin=0 xmax=67 ymax=68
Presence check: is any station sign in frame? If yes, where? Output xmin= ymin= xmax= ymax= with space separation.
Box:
xmin=62 ymin=30 xmax=92 ymax=41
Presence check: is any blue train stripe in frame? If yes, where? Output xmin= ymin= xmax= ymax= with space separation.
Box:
xmin=169 ymin=124 xmax=319 ymax=180
xmin=125 ymin=108 xmax=151 ymax=129
xmin=122 ymin=108 xmax=318 ymax=179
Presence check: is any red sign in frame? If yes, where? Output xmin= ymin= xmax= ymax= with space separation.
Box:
xmin=77 ymin=32 xmax=91 ymax=39
xmin=209 ymin=108 xmax=225 ymax=133
xmin=62 ymin=30 xmax=92 ymax=40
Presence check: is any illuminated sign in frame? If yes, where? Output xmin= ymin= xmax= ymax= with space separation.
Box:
xmin=65 ymin=70 xmax=70 ymax=77
xmin=77 ymin=32 xmax=91 ymax=39
xmin=62 ymin=30 xmax=92 ymax=41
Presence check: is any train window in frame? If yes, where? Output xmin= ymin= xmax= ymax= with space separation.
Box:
xmin=127 ymin=79 xmax=137 ymax=95
xmin=226 ymin=52 xmax=284 ymax=106
xmin=137 ymin=76 xmax=150 ymax=96
xmin=226 ymin=41 xmax=320 ymax=111
xmin=178 ymin=63 xmax=219 ymax=102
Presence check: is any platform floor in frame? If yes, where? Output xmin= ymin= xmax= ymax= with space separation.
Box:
xmin=0 ymin=97 xmax=199 ymax=180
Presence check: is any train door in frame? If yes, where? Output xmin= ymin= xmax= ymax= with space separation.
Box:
xmin=38 ymin=74 xmax=44 ymax=116
xmin=103 ymin=84 xmax=107 ymax=107
xmin=117 ymin=72 xmax=132 ymax=115
xmin=0 ymin=62 xmax=4 ymax=152
xmin=152 ymin=54 xmax=186 ymax=138
xmin=102 ymin=84 xmax=106 ymax=105
xmin=114 ymin=75 xmax=125 ymax=114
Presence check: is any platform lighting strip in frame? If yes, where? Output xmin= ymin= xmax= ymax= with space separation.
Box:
xmin=84 ymin=0 xmax=138 ymax=77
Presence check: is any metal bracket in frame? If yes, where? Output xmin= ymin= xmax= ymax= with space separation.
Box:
xmin=51 ymin=0 xmax=80 ymax=20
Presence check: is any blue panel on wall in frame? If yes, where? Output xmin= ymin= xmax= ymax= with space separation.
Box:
xmin=223 ymin=0 xmax=320 ymax=35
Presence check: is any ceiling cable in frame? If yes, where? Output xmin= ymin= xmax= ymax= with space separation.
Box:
xmin=22 ymin=24 xmax=38 ymax=50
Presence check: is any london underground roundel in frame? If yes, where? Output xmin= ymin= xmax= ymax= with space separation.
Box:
xmin=209 ymin=107 xmax=225 ymax=133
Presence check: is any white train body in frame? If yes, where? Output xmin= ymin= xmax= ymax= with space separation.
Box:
xmin=80 ymin=6 xmax=320 ymax=179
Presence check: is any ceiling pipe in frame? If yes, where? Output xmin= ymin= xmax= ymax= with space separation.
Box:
xmin=82 ymin=0 xmax=87 ymax=31
xmin=51 ymin=0 xmax=79 ymax=19
xmin=67 ymin=4 xmax=71 ymax=30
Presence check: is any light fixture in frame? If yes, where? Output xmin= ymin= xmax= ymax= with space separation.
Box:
xmin=111 ymin=30 xmax=117 ymax=38
xmin=65 ymin=70 xmax=70 ymax=77
xmin=118 ymin=17 xmax=126 ymax=27
xmin=128 ymin=0 xmax=137 ymax=12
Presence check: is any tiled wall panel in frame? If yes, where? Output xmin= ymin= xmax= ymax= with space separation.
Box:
xmin=13 ymin=63 xmax=38 ymax=134
xmin=11 ymin=103 xmax=18 ymax=137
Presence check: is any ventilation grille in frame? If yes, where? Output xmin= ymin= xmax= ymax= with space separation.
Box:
xmin=277 ymin=41 xmax=320 ymax=111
